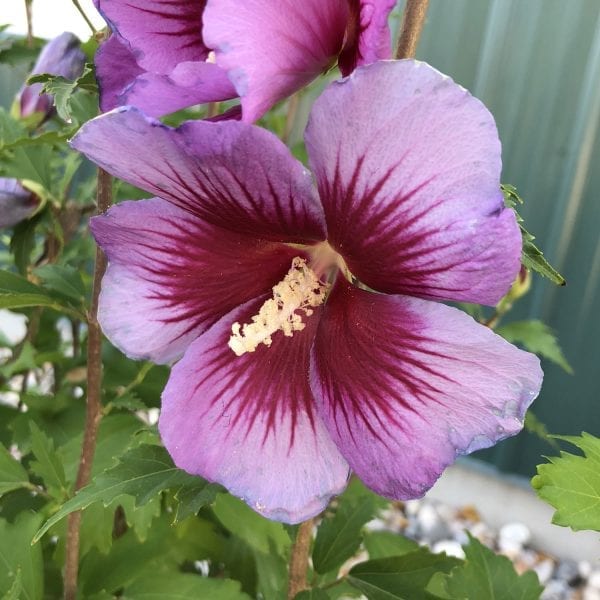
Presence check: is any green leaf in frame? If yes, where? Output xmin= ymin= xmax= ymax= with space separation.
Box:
xmin=347 ymin=549 xmax=461 ymax=600
xmin=173 ymin=479 xmax=225 ymax=523
xmin=122 ymin=573 xmax=250 ymax=599
xmin=363 ymin=531 xmax=419 ymax=559
xmin=1 ymin=569 xmax=21 ymax=600
xmin=313 ymin=483 xmax=381 ymax=574
xmin=212 ymin=493 xmax=290 ymax=555
xmin=0 ymin=512 xmax=44 ymax=600
xmin=28 ymin=422 xmax=68 ymax=499
xmin=10 ymin=214 xmax=40 ymax=275
xmin=34 ymin=444 xmax=218 ymax=542
xmin=0 ymin=442 xmax=29 ymax=496
xmin=532 ymin=432 xmax=600 ymax=531
xmin=32 ymin=264 xmax=85 ymax=305
xmin=496 ymin=320 xmax=572 ymax=373
xmin=295 ymin=590 xmax=331 ymax=600
xmin=524 ymin=412 xmax=559 ymax=449
xmin=27 ymin=64 xmax=97 ymax=123
xmin=443 ymin=534 xmax=542 ymax=600
xmin=502 ymin=184 xmax=565 ymax=286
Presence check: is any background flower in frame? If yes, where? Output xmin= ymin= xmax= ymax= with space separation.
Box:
xmin=0 ymin=178 xmax=39 ymax=228
xmin=17 ymin=32 xmax=85 ymax=119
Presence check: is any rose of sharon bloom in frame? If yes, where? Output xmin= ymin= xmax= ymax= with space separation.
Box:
xmin=18 ymin=32 xmax=86 ymax=119
xmin=72 ymin=60 xmax=543 ymax=523
xmin=93 ymin=0 xmax=396 ymax=121
xmin=0 ymin=179 xmax=38 ymax=228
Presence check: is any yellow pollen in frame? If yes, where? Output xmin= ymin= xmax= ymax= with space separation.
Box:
xmin=228 ymin=257 xmax=329 ymax=356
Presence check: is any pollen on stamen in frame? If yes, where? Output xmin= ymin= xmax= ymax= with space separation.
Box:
xmin=228 ymin=257 xmax=329 ymax=356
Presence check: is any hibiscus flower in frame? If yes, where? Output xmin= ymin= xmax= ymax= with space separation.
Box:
xmin=72 ymin=60 xmax=543 ymax=523
xmin=93 ymin=0 xmax=396 ymax=121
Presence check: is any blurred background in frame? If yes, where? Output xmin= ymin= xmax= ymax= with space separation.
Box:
xmin=1 ymin=0 xmax=598 ymax=480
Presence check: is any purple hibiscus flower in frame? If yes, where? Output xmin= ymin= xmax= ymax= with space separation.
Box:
xmin=93 ymin=0 xmax=396 ymax=121
xmin=18 ymin=32 xmax=86 ymax=120
xmin=0 ymin=178 xmax=39 ymax=228
xmin=72 ymin=60 xmax=543 ymax=523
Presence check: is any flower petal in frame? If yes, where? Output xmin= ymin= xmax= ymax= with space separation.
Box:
xmin=95 ymin=35 xmax=143 ymax=113
xmin=95 ymin=0 xmax=208 ymax=73
xmin=71 ymin=107 xmax=326 ymax=242
xmin=119 ymin=61 xmax=236 ymax=118
xmin=159 ymin=299 xmax=349 ymax=523
xmin=305 ymin=60 xmax=521 ymax=306
xmin=91 ymin=198 xmax=303 ymax=364
xmin=0 ymin=179 xmax=38 ymax=228
xmin=310 ymin=279 xmax=542 ymax=500
xmin=203 ymin=0 xmax=350 ymax=122
xmin=338 ymin=0 xmax=396 ymax=75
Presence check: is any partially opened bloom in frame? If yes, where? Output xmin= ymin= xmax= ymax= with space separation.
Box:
xmin=73 ymin=60 xmax=543 ymax=523
xmin=0 ymin=178 xmax=39 ymax=228
xmin=93 ymin=0 xmax=396 ymax=121
xmin=18 ymin=32 xmax=86 ymax=119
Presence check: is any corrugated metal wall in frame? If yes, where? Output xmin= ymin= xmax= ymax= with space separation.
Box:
xmin=413 ymin=0 xmax=600 ymax=475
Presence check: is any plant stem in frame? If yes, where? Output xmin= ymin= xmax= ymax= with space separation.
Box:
xmin=283 ymin=94 xmax=300 ymax=145
xmin=63 ymin=168 xmax=112 ymax=600
xmin=71 ymin=0 xmax=97 ymax=35
xmin=395 ymin=0 xmax=430 ymax=59
xmin=287 ymin=518 xmax=314 ymax=599
xmin=24 ymin=0 xmax=33 ymax=48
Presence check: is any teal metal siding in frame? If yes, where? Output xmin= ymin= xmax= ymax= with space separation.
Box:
xmin=414 ymin=0 xmax=600 ymax=474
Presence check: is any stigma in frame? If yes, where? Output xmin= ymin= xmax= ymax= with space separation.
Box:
xmin=228 ymin=257 xmax=329 ymax=356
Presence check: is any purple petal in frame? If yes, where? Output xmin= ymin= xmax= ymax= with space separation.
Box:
xmin=0 ymin=179 xmax=38 ymax=228
xmin=18 ymin=32 xmax=85 ymax=118
xmin=159 ymin=299 xmax=349 ymax=523
xmin=95 ymin=0 xmax=208 ymax=73
xmin=338 ymin=0 xmax=396 ymax=75
xmin=71 ymin=107 xmax=326 ymax=242
xmin=203 ymin=0 xmax=350 ymax=122
xmin=310 ymin=278 xmax=543 ymax=500
xmin=305 ymin=60 xmax=522 ymax=306
xmin=91 ymin=198 xmax=304 ymax=363
xmin=95 ymin=35 xmax=143 ymax=113
xmin=119 ymin=61 xmax=236 ymax=118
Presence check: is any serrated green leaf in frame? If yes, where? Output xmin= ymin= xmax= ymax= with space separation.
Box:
xmin=27 ymin=64 xmax=97 ymax=123
xmin=173 ymin=479 xmax=223 ymax=523
xmin=28 ymin=421 xmax=68 ymax=499
xmin=0 ymin=512 xmax=44 ymax=600
xmin=532 ymin=432 xmax=600 ymax=531
xmin=443 ymin=534 xmax=542 ymax=600
xmin=32 ymin=264 xmax=85 ymax=304
xmin=313 ymin=484 xmax=381 ymax=574
xmin=0 ymin=442 xmax=29 ymax=496
xmin=501 ymin=184 xmax=565 ymax=286
xmin=34 ymin=444 xmax=216 ymax=542
xmin=363 ymin=531 xmax=419 ymax=559
xmin=122 ymin=573 xmax=250 ymax=599
xmin=497 ymin=320 xmax=572 ymax=373
xmin=347 ymin=549 xmax=461 ymax=600
xmin=212 ymin=493 xmax=290 ymax=555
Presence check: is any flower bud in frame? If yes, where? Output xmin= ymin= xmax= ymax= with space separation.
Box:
xmin=17 ymin=32 xmax=86 ymax=119
xmin=0 ymin=178 xmax=39 ymax=228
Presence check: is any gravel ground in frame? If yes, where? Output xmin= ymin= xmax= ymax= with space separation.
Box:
xmin=365 ymin=497 xmax=599 ymax=600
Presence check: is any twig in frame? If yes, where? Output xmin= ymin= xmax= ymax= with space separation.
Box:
xmin=287 ymin=518 xmax=314 ymax=599
xmin=24 ymin=0 xmax=33 ymax=48
xmin=63 ymin=168 xmax=112 ymax=600
xmin=71 ymin=0 xmax=97 ymax=35
xmin=395 ymin=0 xmax=430 ymax=59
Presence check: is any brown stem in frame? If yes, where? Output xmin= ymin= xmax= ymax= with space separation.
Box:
xmin=63 ymin=168 xmax=112 ymax=600
xmin=287 ymin=518 xmax=314 ymax=599
xmin=207 ymin=102 xmax=220 ymax=118
xmin=24 ymin=0 xmax=33 ymax=48
xmin=395 ymin=0 xmax=430 ymax=59
xmin=71 ymin=0 xmax=97 ymax=35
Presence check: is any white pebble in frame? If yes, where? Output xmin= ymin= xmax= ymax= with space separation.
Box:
xmin=534 ymin=559 xmax=555 ymax=585
xmin=432 ymin=540 xmax=466 ymax=560
xmin=589 ymin=570 xmax=600 ymax=590
xmin=499 ymin=522 xmax=531 ymax=547
xmin=580 ymin=561 xmax=593 ymax=579
xmin=584 ymin=588 xmax=600 ymax=600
